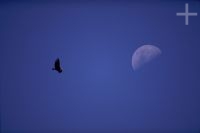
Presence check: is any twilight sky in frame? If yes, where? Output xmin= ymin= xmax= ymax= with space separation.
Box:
xmin=1 ymin=0 xmax=200 ymax=133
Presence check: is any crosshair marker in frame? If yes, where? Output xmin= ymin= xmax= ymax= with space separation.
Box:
xmin=176 ymin=3 xmax=198 ymax=25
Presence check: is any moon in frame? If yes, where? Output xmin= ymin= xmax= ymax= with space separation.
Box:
xmin=132 ymin=44 xmax=161 ymax=70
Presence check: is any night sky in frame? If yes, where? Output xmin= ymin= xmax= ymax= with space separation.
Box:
xmin=1 ymin=0 xmax=200 ymax=133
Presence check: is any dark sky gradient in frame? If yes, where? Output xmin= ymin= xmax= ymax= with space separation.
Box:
xmin=1 ymin=0 xmax=200 ymax=133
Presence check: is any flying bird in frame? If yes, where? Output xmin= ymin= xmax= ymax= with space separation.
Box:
xmin=52 ymin=58 xmax=62 ymax=73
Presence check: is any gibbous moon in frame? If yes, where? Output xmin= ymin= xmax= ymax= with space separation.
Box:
xmin=132 ymin=44 xmax=161 ymax=70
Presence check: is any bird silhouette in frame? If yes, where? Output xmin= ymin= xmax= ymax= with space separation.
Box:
xmin=52 ymin=58 xmax=62 ymax=73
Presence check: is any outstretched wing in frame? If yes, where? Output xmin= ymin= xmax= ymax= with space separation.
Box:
xmin=54 ymin=58 xmax=61 ymax=69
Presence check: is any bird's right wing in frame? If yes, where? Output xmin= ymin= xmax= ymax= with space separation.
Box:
xmin=55 ymin=58 xmax=60 ymax=68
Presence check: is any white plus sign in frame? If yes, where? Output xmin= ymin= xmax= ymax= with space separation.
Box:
xmin=176 ymin=3 xmax=198 ymax=25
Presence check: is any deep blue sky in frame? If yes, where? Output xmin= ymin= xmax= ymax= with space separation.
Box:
xmin=1 ymin=0 xmax=200 ymax=133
